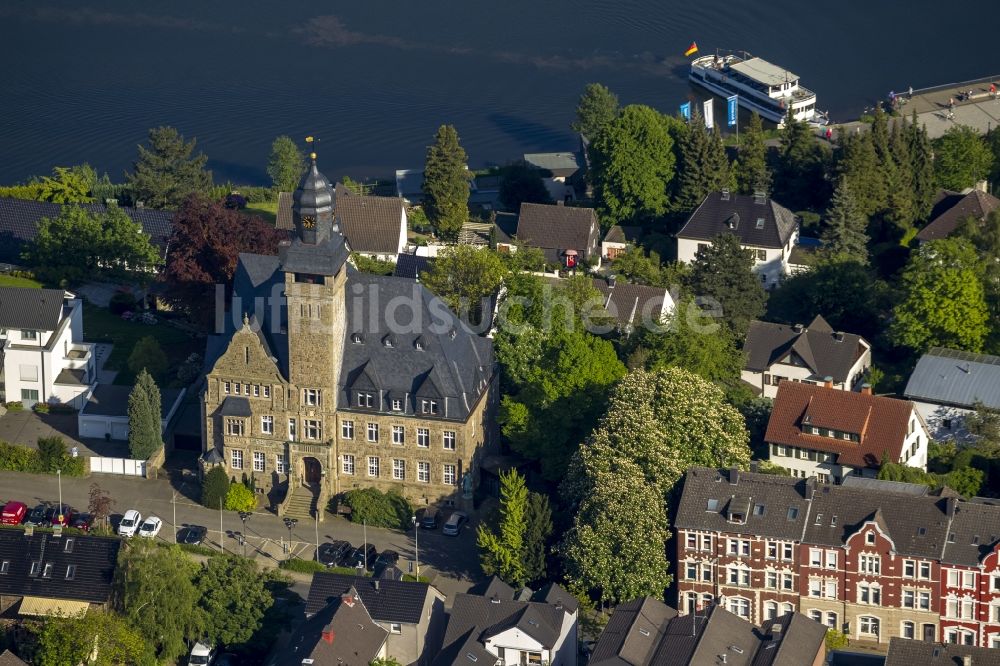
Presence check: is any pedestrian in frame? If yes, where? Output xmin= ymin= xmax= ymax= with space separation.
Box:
xmin=825 ymin=126 xmax=833 ymax=141
xmin=991 ymin=83 xmax=997 ymax=99
xmin=908 ymin=85 xmax=913 ymax=98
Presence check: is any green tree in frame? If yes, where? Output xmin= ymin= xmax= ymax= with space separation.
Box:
xmin=477 ymin=469 xmax=528 ymax=585
xmin=498 ymin=162 xmax=553 ymax=211
xmin=773 ymin=117 xmax=829 ymax=210
xmin=821 ymin=177 xmax=869 ymax=263
xmin=36 ymin=164 xmax=97 ymax=203
xmin=933 ymin=125 xmax=994 ymax=192
xmin=127 ymin=370 xmax=163 ymax=461
xmin=836 ymin=130 xmax=887 ymax=219
xmin=225 ymin=482 xmax=256 ymax=512
xmin=128 ymin=336 xmax=168 ymax=380
xmin=342 ymin=488 xmax=412 ymax=529
xmin=572 ymin=83 xmax=620 ymax=139
xmin=908 ymin=110 xmax=937 ymax=220
xmin=609 ymin=245 xmax=669 ymax=287
xmin=734 ymin=112 xmax=771 ymax=195
xmin=419 ymin=245 xmax=507 ymax=325
xmin=957 ymin=211 xmax=1000 ymax=343
xmin=116 ymin=541 xmax=202 ymax=662
xmin=196 ymin=556 xmax=272 ymax=646
xmin=884 ymin=119 xmax=918 ymax=240
xmin=267 ymin=135 xmax=307 ymax=192
xmin=590 ymin=105 xmax=677 ymax=225
xmin=687 ymin=233 xmax=767 ymax=339
xmin=523 ymin=491 xmax=552 ymax=584
xmin=126 ymin=126 xmax=212 ymax=209
xmin=100 ymin=204 xmax=161 ymax=278
xmin=825 ymin=629 xmax=850 ymax=651
xmin=674 ymin=110 xmax=730 ymax=212
xmin=890 ymin=238 xmax=989 ymax=352
xmin=988 ymin=125 xmax=1000 ymax=188
xmin=422 ymin=125 xmax=470 ymax=240
xmin=25 ymin=205 xmax=103 ymax=282
xmin=35 ymin=611 xmax=154 ymax=666
xmin=202 ymin=465 xmax=231 ymax=509
xmin=965 ymin=401 xmax=1000 ymax=448
xmin=36 ymin=436 xmax=68 ymax=473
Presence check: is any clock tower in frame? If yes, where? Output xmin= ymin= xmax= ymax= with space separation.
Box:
xmin=292 ymin=152 xmax=336 ymax=245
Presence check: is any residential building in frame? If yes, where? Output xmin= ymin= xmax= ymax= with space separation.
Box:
xmin=202 ymin=156 xmax=497 ymax=516
xmin=523 ymin=152 xmax=583 ymax=203
xmin=0 ymin=531 xmax=120 ymax=618
xmin=884 ymin=637 xmax=1000 ymax=664
xmin=0 ymin=287 xmax=94 ymax=408
xmin=77 ymin=384 xmax=186 ymax=441
xmin=674 ymin=466 xmax=1000 ymax=648
xmin=394 ymin=169 xmax=500 ymax=211
xmin=915 ymin=189 xmax=1000 ymax=243
xmin=742 ymin=315 xmax=872 ymax=398
xmin=601 ymin=225 xmax=643 ymax=261
xmin=0 ymin=198 xmax=173 ymax=267
xmin=676 ymin=190 xmax=799 ymax=289
xmin=765 ymin=381 xmax=929 ymax=481
xmin=0 ymin=650 xmax=28 ymax=666
xmin=541 ymin=275 xmax=673 ymax=334
xmin=904 ymin=347 xmax=1000 ymax=443
xmin=514 ymin=202 xmax=600 ymax=268
xmin=304 ymin=572 xmax=446 ymax=666
xmin=589 ymin=597 xmax=826 ymax=666
xmin=278 ymin=586 xmax=390 ymax=666
xmin=434 ymin=577 xmax=579 ymax=666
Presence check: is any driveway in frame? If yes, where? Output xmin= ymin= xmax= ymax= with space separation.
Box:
xmin=0 ymin=410 xmax=130 ymax=457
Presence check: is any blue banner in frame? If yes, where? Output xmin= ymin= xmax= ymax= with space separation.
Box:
xmin=680 ymin=101 xmax=691 ymax=121
xmin=727 ymin=95 xmax=738 ymax=126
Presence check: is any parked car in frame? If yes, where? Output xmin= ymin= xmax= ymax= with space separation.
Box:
xmin=316 ymin=540 xmax=353 ymax=568
xmin=118 ymin=510 xmax=142 ymax=537
xmin=349 ymin=544 xmax=377 ymax=570
xmin=1 ymin=501 xmax=27 ymax=525
xmin=372 ymin=549 xmax=399 ymax=577
xmin=138 ymin=516 xmax=163 ymax=539
xmin=420 ymin=507 xmax=440 ymax=530
xmin=46 ymin=504 xmax=73 ymax=528
xmin=442 ymin=511 xmax=468 ymax=536
xmin=71 ymin=513 xmax=94 ymax=532
xmin=23 ymin=504 xmax=47 ymax=527
xmin=188 ymin=641 xmax=216 ymax=666
xmin=179 ymin=525 xmax=207 ymax=546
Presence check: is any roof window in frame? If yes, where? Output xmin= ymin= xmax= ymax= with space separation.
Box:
xmin=29 ymin=561 xmax=41 ymax=577
xmin=42 ymin=562 xmax=53 ymax=578
xmin=351 ymin=333 xmax=363 ymax=344
xmin=753 ymin=504 xmax=765 ymax=516
xmin=786 ymin=507 xmax=799 ymax=520
xmin=755 ymin=218 xmax=765 ymax=229
xmin=917 ymin=527 xmax=926 ymax=536
xmin=466 ymin=654 xmax=479 ymax=663
xmin=64 ymin=538 xmax=74 ymax=553
xmin=65 ymin=565 xmax=76 ymax=580
xmin=707 ymin=499 xmax=719 ymax=511
xmin=0 ymin=561 xmax=9 ymax=574
xmin=815 ymin=513 xmax=823 ymax=525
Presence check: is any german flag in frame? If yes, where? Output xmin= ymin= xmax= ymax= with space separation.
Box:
xmin=684 ymin=42 xmax=698 ymax=57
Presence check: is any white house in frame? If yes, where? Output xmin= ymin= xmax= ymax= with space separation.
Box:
xmin=0 ymin=287 xmax=94 ymax=408
xmin=676 ymin=190 xmax=799 ymax=289
xmin=601 ymin=225 xmax=643 ymax=261
xmin=742 ymin=315 xmax=872 ymax=399
xmin=904 ymin=347 xmax=1000 ymax=443
xmin=523 ymin=152 xmax=583 ymax=204
xmin=766 ymin=381 xmax=930 ymax=483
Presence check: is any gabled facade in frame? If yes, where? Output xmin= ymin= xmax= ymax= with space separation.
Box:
xmin=523 ymin=152 xmax=582 ymax=204
xmin=0 ymin=287 xmax=94 ymax=408
xmin=742 ymin=315 xmax=872 ymax=399
xmin=676 ymin=190 xmax=799 ymax=289
xmin=600 ymin=225 xmax=643 ymax=261
xmin=765 ymin=381 xmax=929 ymax=482
xmin=278 ymin=587 xmax=389 ymax=665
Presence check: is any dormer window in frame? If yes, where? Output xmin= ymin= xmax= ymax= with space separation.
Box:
xmin=356 ymin=391 xmax=374 ymax=408
xmin=351 ymin=333 xmax=363 ymax=344
xmin=383 ymin=334 xmax=396 ymax=348
xmin=414 ymin=337 xmax=425 ymax=351
xmin=391 ymin=399 xmax=403 ymax=412
xmin=421 ymin=399 xmax=438 ymax=415
xmin=22 ymin=330 xmax=38 ymax=341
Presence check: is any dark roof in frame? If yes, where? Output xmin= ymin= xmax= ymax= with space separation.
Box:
xmin=278 ymin=587 xmax=389 ymax=666
xmin=885 ymin=637 xmax=1000 ymax=666
xmin=904 ymin=347 xmax=1000 ymax=410
xmin=54 ymin=368 xmax=88 ymax=386
xmin=393 ymin=254 xmax=432 ymax=280
xmin=753 ymin=612 xmax=828 ymax=666
xmin=531 ymin=582 xmax=578 ymax=613
xmin=677 ymin=191 xmax=797 ymax=248
xmin=542 ymin=276 xmax=671 ymax=328
xmin=589 ymin=596 xmax=677 ymax=666
xmin=0 ymin=287 xmax=67 ymax=331
xmin=80 ymin=384 xmax=184 ymax=419
xmin=515 ymin=202 xmax=599 ymax=258
xmin=916 ymin=189 xmax=1000 ymax=242
xmin=0 ymin=198 xmax=173 ymax=264
xmin=0 ymin=651 xmax=28 ymax=666
xmin=275 ymin=191 xmax=293 ymax=231
xmin=743 ymin=315 xmax=869 ymax=383
xmin=468 ymin=575 xmax=516 ymax=601
xmin=0 ymin=531 xmax=120 ymax=604
xmin=494 ymin=212 xmax=518 ymax=245
xmin=765 ymin=382 xmax=916 ymax=468
xmin=305 ymin=572 xmax=432 ymax=624
xmin=277 ymin=234 xmax=350 ymax=277
xmin=334 ymin=184 xmax=406 ymax=255
xmin=216 ymin=396 xmax=253 ymax=418
xmin=940 ymin=499 xmax=1000 ymax=567
xmin=603 ymin=225 xmax=643 ymax=245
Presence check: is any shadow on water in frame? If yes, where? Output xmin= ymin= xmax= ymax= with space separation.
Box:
xmin=487 ymin=112 xmax=576 ymax=150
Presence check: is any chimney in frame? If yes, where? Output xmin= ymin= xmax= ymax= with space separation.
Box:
xmin=720 ymin=188 xmax=730 ymax=201
xmin=753 ymin=190 xmax=766 ymax=205
xmin=823 ymin=376 xmax=833 ymax=389
xmin=962 ymin=656 xmax=972 ymax=666
xmin=792 ymin=323 xmax=803 ymax=334
xmin=556 ymin=200 xmax=565 ymax=206
xmin=947 ymin=497 xmax=959 ymax=518
xmin=607 ymin=274 xmax=617 ymax=289
xmin=861 ymin=383 xmax=872 ymax=395
xmin=729 ymin=468 xmax=740 ymax=485
xmin=374 ymin=580 xmax=380 ymax=591
xmin=975 ymin=180 xmax=988 ymax=193
xmin=341 ymin=593 xmax=355 ymax=608
xmin=322 ymin=627 xmax=335 ymax=645
xmin=833 ymin=331 xmax=844 ymax=342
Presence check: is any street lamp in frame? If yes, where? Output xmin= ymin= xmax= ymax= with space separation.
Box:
xmin=411 ymin=515 xmax=420 ymax=576
xmin=238 ymin=512 xmax=252 ymax=558
xmin=284 ymin=517 xmax=297 ymax=561
xmin=56 ymin=469 xmax=63 ymax=532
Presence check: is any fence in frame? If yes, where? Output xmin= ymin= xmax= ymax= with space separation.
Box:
xmin=89 ymin=457 xmax=146 ymax=477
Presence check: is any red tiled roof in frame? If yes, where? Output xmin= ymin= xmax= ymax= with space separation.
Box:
xmin=765 ymin=382 xmax=915 ymax=468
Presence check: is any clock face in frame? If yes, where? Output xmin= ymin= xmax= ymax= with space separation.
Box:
xmin=302 ymin=215 xmax=316 ymax=229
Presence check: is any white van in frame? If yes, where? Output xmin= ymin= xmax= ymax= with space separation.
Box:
xmin=189 ymin=642 xmax=215 ymax=665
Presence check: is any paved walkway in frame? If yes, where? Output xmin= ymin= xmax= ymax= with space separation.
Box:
xmin=0 ymin=411 xmax=130 ymax=457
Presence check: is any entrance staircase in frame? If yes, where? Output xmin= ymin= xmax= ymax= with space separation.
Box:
xmin=283 ymin=486 xmax=317 ymax=521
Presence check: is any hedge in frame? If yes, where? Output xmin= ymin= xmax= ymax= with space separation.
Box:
xmin=339 ymin=488 xmax=413 ymax=530
xmin=0 ymin=439 xmax=86 ymax=476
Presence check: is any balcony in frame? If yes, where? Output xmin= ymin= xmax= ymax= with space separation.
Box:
xmin=63 ymin=343 xmax=94 ymax=370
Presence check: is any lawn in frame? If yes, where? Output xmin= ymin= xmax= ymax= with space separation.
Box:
xmin=83 ymin=303 xmax=201 ymax=385
xmin=0 ymin=274 xmax=43 ymax=289
xmin=246 ymin=201 xmax=278 ymax=224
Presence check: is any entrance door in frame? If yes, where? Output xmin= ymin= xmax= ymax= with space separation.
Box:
xmin=303 ymin=458 xmax=321 ymax=485
xmin=923 ymin=624 xmax=936 ymax=642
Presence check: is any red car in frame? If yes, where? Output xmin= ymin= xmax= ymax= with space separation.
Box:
xmin=1 ymin=501 xmax=27 ymax=525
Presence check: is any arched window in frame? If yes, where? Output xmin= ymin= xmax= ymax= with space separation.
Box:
xmin=764 ymin=601 xmax=778 ymax=621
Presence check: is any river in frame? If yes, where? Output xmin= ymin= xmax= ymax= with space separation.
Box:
xmin=0 ymin=1 xmax=993 ymax=186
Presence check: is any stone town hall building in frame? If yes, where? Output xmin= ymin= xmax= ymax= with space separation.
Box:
xmin=201 ymin=157 xmax=497 ymax=517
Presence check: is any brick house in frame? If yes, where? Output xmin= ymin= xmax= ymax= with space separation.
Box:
xmin=202 ymin=156 xmax=497 ymax=518
xmin=674 ymin=467 xmax=1000 ymax=648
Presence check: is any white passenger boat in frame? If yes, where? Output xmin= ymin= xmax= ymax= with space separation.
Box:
xmin=689 ymin=51 xmax=824 ymax=127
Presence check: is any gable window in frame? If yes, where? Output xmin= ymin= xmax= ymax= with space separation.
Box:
xmin=260 ymin=415 xmax=274 ymax=435
xmin=253 ymin=384 xmax=260 ymax=397
xmin=304 ymin=420 xmax=321 ymax=440
xmin=393 ymin=459 xmax=405 ymax=480
xmin=392 ymin=425 xmax=405 ymax=445
xmin=226 ymin=418 xmax=245 ymax=436
xmin=342 ymin=455 xmax=355 ymax=475
xmin=367 ymin=423 xmax=379 ymax=443
xmin=231 ymin=450 xmax=243 ymax=470
xmin=417 ymin=461 xmax=430 ymax=483
xmin=356 ymin=391 xmax=373 ymax=408
xmin=243 ymin=383 xmax=250 ymax=395
xmin=443 ymin=431 xmax=456 ymax=451
xmin=341 ymin=420 xmax=354 ymax=440
xmin=234 ymin=383 xmax=242 ymax=395
xmin=859 ymin=554 xmax=881 ymax=575
xmin=865 ymin=531 xmax=876 ymax=545
xmin=368 ymin=456 xmax=379 ymax=477
xmin=443 ymin=464 xmax=457 ymax=485
xmin=253 ymin=451 xmax=265 ymax=472
xmin=304 ymin=389 xmax=321 ymax=406
xmin=391 ymin=399 xmax=403 ymax=411
xmin=421 ymin=399 xmax=439 ymax=415
xmin=417 ymin=428 xmax=429 ymax=448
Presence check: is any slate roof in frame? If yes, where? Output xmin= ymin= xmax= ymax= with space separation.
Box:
xmin=304 ymin=572 xmax=432 ymax=624
xmin=765 ymin=382 xmax=917 ymax=468
xmin=277 ymin=234 xmax=350 ymax=277
xmin=274 ymin=191 xmax=293 ymax=231
xmin=523 ymin=152 xmax=583 ymax=178
xmin=0 ymin=287 xmax=67 ymax=331
xmin=393 ymin=253 xmax=432 ymax=280
xmin=531 ymin=582 xmax=579 ymax=613
xmin=0 ymin=198 xmax=174 ymax=264
xmin=278 ymin=587 xmax=389 ymax=666
xmin=603 ymin=225 xmax=643 ymax=245
xmin=541 ymin=276 xmax=672 ymax=328
xmin=334 ymin=183 xmax=406 ymax=255
xmin=515 ymin=202 xmax=599 ymax=260
xmin=904 ymin=347 xmax=1000 ymax=410
xmin=588 ymin=596 xmax=677 ymax=666
xmin=677 ymin=191 xmax=798 ymax=249
xmin=753 ymin=612 xmax=828 ymax=666
xmin=468 ymin=575 xmax=515 ymax=600
xmin=80 ymin=384 xmax=184 ymax=419
xmin=916 ymin=189 xmax=1000 ymax=242
xmin=744 ymin=315 xmax=869 ymax=383
xmin=941 ymin=498 xmax=1000 ymax=567
xmin=885 ymin=637 xmax=1000 ymax=666
xmin=0 ymin=532 xmax=120 ymax=604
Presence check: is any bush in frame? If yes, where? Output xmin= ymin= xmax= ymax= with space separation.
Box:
xmin=279 ymin=558 xmax=326 ymax=574
xmin=4 ymin=401 xmax=24 ymax=412
xmin=37 ymin=436 xmax=67 ymax=472
xmin=109 ymin=291 xmax=138 ymax=315
xmin=225 ymin=482 xmax=257 ymax=512
xmin=224 ymin=193 xmax=247 ymax=210
xmin=0 ymin=439 xmax=85 ymax=476
xmin=32 ymin=403 xmax=50 ymax=414
xmin=202 ymin=466 xmax=230 ymax=509
xmin=177 ymin=353 xmax=203 ymax=385
xmin=352 ymin=254 xmax=396 ymax=276
xmin=825 ymin=628 xmax=849 ymax=651
xmin=342 ymin=488 xmax=413 ymax=530
xmin=128 ymin=335 xmax=168 ymax=380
